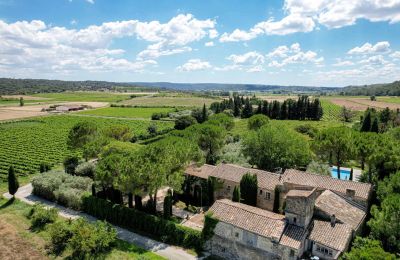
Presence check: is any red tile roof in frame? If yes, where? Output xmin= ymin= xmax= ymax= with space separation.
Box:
xmin=309 ymin=220 xmax=352 ymax=252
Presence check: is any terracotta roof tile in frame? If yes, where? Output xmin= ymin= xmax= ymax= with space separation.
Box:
xmin=315 ymin=190 xmax=366 ymax=231
xmin=208 ymin=199 xmax=285 ymax=239
xmin=185 ymin=164 xmax=216 ymax=179
xmin=286 ymin=189 xmax=315 ymax=198
xmin=279 ymin=224 xmax=306 ymax=249
xmin=282 ymin=169 xmax=372 ymax=201
xmin=309 ymin=220 xmax=352 ymax=252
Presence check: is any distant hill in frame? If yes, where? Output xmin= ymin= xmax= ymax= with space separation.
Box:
xmin=0 ymin=78 xmax=339 ymax=95
xmin=341 ymin=81 xmax=400 ymax=96
xmin=131 ymin=82 xmax=339 ymax=93
xmin=0 ymin=78 xmax=159 ymax=95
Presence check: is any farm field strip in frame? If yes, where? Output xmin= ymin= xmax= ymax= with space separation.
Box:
xmin=77 ymin=107 xmax=176 ymax=119
xmin=120 ymin=96 xmax=220 ymax=107
xmin=32 ymin=91 xmax=134 ymax=102
xmin=0 ymin=115 xmax=173 ymax=179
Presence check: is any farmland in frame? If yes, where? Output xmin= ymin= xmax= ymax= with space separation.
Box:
xmin=121 ymin=95 xmax=220 ymax=107
xmin=32 ymin=91 xmax=135 ymax=103
xmin=0 ymin=115 xmax=173 ymax=180
xmin=77 ymin=107 xmax=176 ymax=119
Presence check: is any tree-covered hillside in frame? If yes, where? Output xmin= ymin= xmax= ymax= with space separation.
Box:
xmin=341 ymin=81 xmax=400 ymax=96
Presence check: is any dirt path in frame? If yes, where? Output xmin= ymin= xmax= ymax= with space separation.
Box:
xmin=3 ymin=184 xmax=201 ymax=260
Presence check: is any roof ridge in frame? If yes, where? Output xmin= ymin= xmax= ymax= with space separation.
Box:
xmin=222 ymin=163 xmax=281 ymax=176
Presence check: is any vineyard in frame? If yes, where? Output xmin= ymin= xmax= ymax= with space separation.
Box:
xmin=0 ymin=115 xmax=173 ymax=180
xmin=77 ymin=107 xmax=176 ymax=119
xmin=320 ymin=99 xmax=342 ymax=121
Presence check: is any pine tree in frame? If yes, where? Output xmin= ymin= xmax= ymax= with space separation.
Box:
xmin=232 ymin=186 xmax=240 ymax=202
xmin=8 ymin=166 xmax=19 ymax=196
xmin=240 ymin=173 xmax=257 ymax=206
xmin=361 ymin=112 xmax=372 ymax=132
xmin=371 ymin=117 xmax=379 ymax=133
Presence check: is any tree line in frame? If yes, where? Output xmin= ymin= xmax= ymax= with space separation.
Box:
xmin=209 ymin=95 xmax=323 ymax=120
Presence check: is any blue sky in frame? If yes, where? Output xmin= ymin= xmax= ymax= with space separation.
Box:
xmin=1 ymin=0 xmax=400 ymax=87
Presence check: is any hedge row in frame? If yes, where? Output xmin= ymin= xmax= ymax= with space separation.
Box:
xmin=82 ymin=195 xmax=203 ymax=250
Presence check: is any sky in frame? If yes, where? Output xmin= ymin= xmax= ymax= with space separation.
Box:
xmin=1 ymin=0 xmax=400 ymax=87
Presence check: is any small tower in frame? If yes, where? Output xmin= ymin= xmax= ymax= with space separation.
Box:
xmin=284 ymin=188 xmax=316 ymax=228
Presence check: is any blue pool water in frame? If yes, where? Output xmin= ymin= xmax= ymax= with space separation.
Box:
xmin=331 ymin=167 xmax=351 ymax=180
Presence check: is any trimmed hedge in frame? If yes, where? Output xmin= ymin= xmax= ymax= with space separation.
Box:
xmin=82 ymin=195 xmax=202 ymax=250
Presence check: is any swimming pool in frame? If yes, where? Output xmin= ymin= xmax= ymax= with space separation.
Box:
xmin=331 ymin=167 xmax=351 ymax=180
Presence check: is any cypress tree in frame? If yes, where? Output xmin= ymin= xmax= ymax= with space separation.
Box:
xmin=207 ymin=176 xmax=215 ymax=205
xmin=128 ymin=193 xmax=133 ymax=208
xmin=242 ymin=98 xmax=253 ymax=118
xmin=240 ymin=173 xmax=257 ymax=206
xmin=8 ymin=166 xmax=19 ymax=196
xmin=349 ymin=168 xmax=353 ymax=181
xmin=280 ymin=101 xmax=288 ymax=119
xmin=233 ymin=99 xmax=241 ymax=117
xmin=262 ymin=100 xmax=269 ymax=115
xmin=371 ymin=117 xmax=379 ymax=133
xmin=134 ymin=195 xmax=142 ymax=210
xmin=361 ymin=112 xmax=372 ymax=132
xmin=232 ymin=186 xmax=240 ymax=202
xmin=163 ymin=190 xmax=173 ymax=219
xmin=273 ymin=186 xmax=280 ymax=213
xmin=256 ymin=102 xmax=262 ymax=114
xmin=201 ymin=103 xmax=208 ymax=123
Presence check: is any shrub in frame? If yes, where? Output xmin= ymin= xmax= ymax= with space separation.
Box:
xmin=28 ymin=204 xmax=58 ymax=229
xmin=63 ymin=155 xmax=79 ymax=175
xmin=75 ymin=162 xmax=95 ymax=178
xmin=247 ymin=114 xmax=269 ymax=130
xmin=174 ymin=115 xmax=197 ymax=130
xmin=82 ymin=195 xmax=202 ymax=250
xmin=39 ymin=162 xmax=52 ymax=173
xmin=48 ymin=221 xmax=74 ymax=254
xmin=69 ymin=219 xmax=117 ymax=258
xmin=294 ymin=124 xmax=318 ymax=138
xmin=32 ymin=171 xmax=92 ymax=209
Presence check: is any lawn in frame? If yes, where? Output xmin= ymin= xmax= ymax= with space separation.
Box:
xmin=78 ymin=107 xmax=176 ymax=119
xmin=0 ymin=198 xmax=165 ymax=260
xmin=0 ymin=115 xmax=173 ymax=179
xmin=33 ymin=91 xmax=133 ymax=103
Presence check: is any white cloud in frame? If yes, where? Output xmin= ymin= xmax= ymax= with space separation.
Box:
xmin=333 ymin=60 xmax=354 ymax=66
xmin=219 ymin=0 xmax=400 ymax=42
xmin=205 ymin=41 xmax=214 ymax=47
xmin=208 ymin=29 xmax=218 ymax=39
xmin=227 ymin=51 xmax=265 ymax=65
xmin=247 ymin=65 xmax=264 ymax=72
xmin=176 ymin=59 xmax=212 ymax=72
xmin=267 ymin=43 xmax=323 ymax=67
xmin=0 ymin=14 xmax=215 ymax=75
xmin=86 ymin=0 xmax=94 ymax=4
xmin=348 ymin=41 xmax=391 ymax=55
xmin=390 ymin=51 xmax=400 ymax=59
xmin=359 ymin=55 xmax=389 ymax=66
xmin=70 ymin=19 xmax=77 ymax=25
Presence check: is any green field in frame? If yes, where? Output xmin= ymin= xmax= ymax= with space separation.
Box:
xmin=320 ymin=99 xmax=342 ymax=121
xmin=121 ymin=96 xmax=220 ymax=107
xmin=0 ymin=115 xmax=173 ymax=179
xmin=78 ymin=107 xmax=176 ymax=119
xmin=33 ymin=91 xmax=133 ymax=102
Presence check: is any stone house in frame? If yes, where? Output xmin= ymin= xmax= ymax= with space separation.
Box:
xmin=186 ymin=163 xmax=282 ymax=211
xmin=186 ymin=163 xmax=373 ymax=259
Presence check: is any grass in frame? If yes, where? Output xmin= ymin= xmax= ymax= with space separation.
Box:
xmin=379 ymin=96 xmax=400 ymax=104
xmin=121 ymin=96 xmax=220 ymax=107
xmin=32 ymin=91 xmax=133 ymax=103
xmin=78 ymin=107 xmax=176 ymax=119
xmin=0 ymin=198 xmax=165 ymax=260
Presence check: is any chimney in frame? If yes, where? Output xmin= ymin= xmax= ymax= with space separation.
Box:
xmin=330 ymin=214 xmax=336 ymax=227
xmin=346 ymin=189 xmax=355 ymax=200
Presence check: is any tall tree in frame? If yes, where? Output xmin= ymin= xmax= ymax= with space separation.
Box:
xmin=196 ymin=124 xmax=226 ymax=165
xmin=67 ymin=122 xmax=98 ymax=150
xmin=8 ymin=166 xmax=19 ymax=196
xmin=313 ymin=127 xmax=355 ymax=179
xmin=344 ymin=237 xmax=396 ymax=260
xmin=202 ymin=103 xmax=208 ymax=123
xmin=240 ymin=173 xmax=258 ymax=206
xmin=361 ymin=111 xmax=372 ymax=132
xmin=247 ymin=114 xmax=269 ymax=130
xmin=241 ymin=98 xmax=253 ymax=118
xmin=371 ymin=117 xmax=379 ymax=133
xmin=243 ymin=125 xmax=311 ymax=171
xmin=232 ymin=186 xmax=240 ymax=202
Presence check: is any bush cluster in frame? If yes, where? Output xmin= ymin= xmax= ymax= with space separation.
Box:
xmin=48 ymin=218 xmax=116 ymax=257
xmin=82 ymin=195 xmax=202 ymax=250
xmin=75 ymin=161 xmax=95 ymax=178
xmin=151 ymin=112 xmax=169 ymax=120
xmin=32 ymin=171 xmax=92 ymax=210
xmin=28 ymin=204 xmax=58 ymax=229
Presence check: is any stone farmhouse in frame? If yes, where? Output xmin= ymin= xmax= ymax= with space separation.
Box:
xmin=185 ymin=163 xmax=372 ymax=260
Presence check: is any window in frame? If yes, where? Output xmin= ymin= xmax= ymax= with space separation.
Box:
xmin=293 ymin=217 xmax=297 ymax=223
xmin=316 ymin=244 xmax=333 ymax=256
xmin=290 ymin=249 xmax=295 ymax=257
xmin=227 ymin=185 xmax=231 ymax=191
xmin=265 ymin=192 xmax=271 ymax=200
xmin=234 ymin=232 xmax=239 ymax=238
xmin=259 ymin=189 xmax=263 ymax=195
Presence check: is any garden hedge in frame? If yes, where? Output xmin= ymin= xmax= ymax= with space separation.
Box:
xmin=82 ymin=195 xmax=203 ymax=250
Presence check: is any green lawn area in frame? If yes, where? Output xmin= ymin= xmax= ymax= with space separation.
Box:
xmin=0 ymin=198 xmax=165 ymax=260
xmin=78 ymin=107 xmax=176 ymax=119
xmin=33 ymin=91 xmax=133 ymax=103
xmin=378 ymin=96 xmax=400 ymax=104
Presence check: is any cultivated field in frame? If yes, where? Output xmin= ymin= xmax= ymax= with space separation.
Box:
xmin=32 ymin=91 xmax=134 ymax=103
xmin=0 ymin=115 xmax=173 ymax=178
xmin=322 ymin=96 xmax=400 ymax=111
xmin=77 ymin=107 xmax=176 ymax=119
xmin=121 ymin=96 xmax=220 ymax=107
